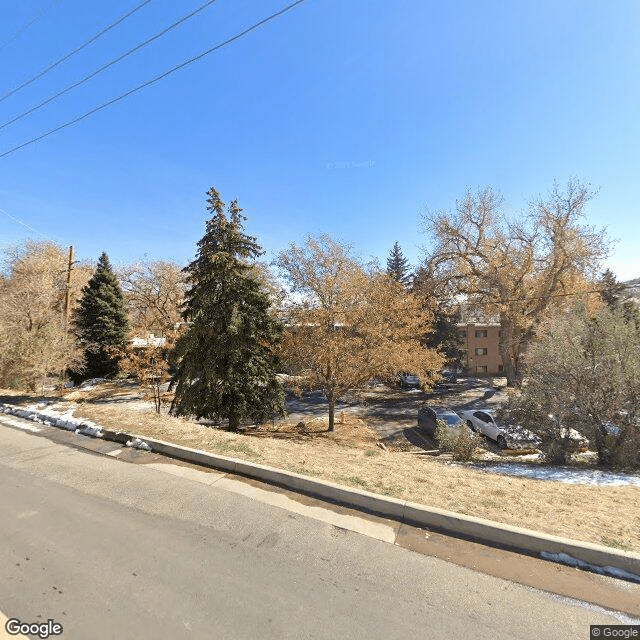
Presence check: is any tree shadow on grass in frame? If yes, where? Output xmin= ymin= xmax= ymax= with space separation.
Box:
xmin=0 ymin=393 xmax=36 ymax=406
xmin=383 ymin=426 xmax=440 ymax=453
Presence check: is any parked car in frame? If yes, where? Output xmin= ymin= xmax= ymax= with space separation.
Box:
xmin=400 ymin=374 xmax=421 ymax=389
xmin=417 ymin=406 xmax=466 ymax=438
xmin=437 ymin=371 xmax=458 ymax=385
xmin=456 ymin=409 xmax=509 ymax=449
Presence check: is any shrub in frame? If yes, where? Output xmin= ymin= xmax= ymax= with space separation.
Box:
xmin=434 ymin=420 xmax=455 ymax=451
xmin=435 ymin=420 xmax=480 ymax=461
xmin=509 ymin=304 xmax=640 ymax=468
xmin=611 ymin=423 xmax=640 ymax=470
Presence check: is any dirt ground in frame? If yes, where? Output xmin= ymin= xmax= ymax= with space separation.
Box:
xmin=2 ymin=380 xmax=639 ymax=553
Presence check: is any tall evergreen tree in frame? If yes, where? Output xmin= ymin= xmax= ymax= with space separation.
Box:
xmin=169 ymin=187 xmax=284 ymax=429
xmin=412 ymin=266 xmax=465 ymax=369
xmin=74 ymin=252 xmax=129 ymax=379
xmin=599 ymin=269 xmax=626 ymax=310
xmin=386 ymin=241 xmax=411 ymax=286
xmin=599 ymin=269 xmax=640 ymax=331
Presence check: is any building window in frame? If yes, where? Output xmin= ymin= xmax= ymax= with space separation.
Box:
xmin=498 ymin=364 xmax=504 ymax=372
xmin=498 ymin=330 xmax=504 ymax=338
xmin=477 ymin=365 xmax=488 ymax=373
xmin=475 ymin=330 xmax=488 ymax=338
xmin=459 ymin=330 xmax=467 ymax=338
xmin=475 ymin=347 xmax=488 ymax=356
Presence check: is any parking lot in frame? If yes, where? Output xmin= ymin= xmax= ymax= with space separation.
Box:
xmin=281 ymin=376 xmax=511 ymax=449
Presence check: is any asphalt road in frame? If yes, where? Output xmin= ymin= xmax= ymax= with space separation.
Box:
xmin=0 ymin=419 xmax=635 ymax=640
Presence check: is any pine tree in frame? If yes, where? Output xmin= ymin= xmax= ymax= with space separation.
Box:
xmin=169 ymin=187 xmax=284 ymax=429
xmin=386 ymin=241 xmax=411 ymax=286
xmin=74 ymin=252 xmax=129 ymax=379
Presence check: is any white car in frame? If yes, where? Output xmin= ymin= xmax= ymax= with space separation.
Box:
xmin=457 ymin=409 xmax=508 ymax=449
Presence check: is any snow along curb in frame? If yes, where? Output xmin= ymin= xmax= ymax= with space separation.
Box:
xmin=2 ymin=402 xmax=639 ymax=582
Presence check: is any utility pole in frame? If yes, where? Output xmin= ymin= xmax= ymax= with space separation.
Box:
xmin=64 ymin=245 xmax=74 ymax=329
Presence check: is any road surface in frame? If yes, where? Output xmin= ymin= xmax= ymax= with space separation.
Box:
xmin=0 ymin=416 xmax=636 ymax=639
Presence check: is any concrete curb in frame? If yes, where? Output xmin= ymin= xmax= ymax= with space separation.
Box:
xmin=129 ymin=434 xmax=640 ymax=580
xmin=2 ymin=402 xmax=640 ymax=581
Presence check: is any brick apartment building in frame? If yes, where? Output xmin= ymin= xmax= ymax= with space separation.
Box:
xmin=458 ymin=322 xmax=504 ymax=375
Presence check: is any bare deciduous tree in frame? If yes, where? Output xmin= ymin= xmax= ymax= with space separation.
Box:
xmin=119 ymin=259 xmax=186 ymax=336
xmin=277 ymin=235 xmax=443 ymax=431
xmin=423 ymin=179 xmax=608 ymax=385
xmin=0 ymin=241 xmax=89 ymax=392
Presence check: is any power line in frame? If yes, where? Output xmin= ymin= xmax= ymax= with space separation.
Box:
xmin=0 ymin=0 xmax=220 ymax=132
xmin=0 ymin=0 xmax=63 ymax=53
xmin=0 ymin=0 xmax=155 ymax=105
xmin=0 ymin=0 xmax=307 ymax=160
xmin=0 ymin=207 xmax=57 ymax=242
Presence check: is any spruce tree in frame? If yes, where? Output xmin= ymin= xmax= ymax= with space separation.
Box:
xmin=386 ymin=241 xmax=411 ymax=286
xmin=74 ymin=252 xmax=129 ymax=379
xmin=599 ymin=269 xmax=640 ymax=332
xmin=169 ymin=187 xmax=284 ymax=429
xmin=412 ymin=266 xmax=464 ymax=369
xmin=599 ymin=269 xmax=625 ymax=310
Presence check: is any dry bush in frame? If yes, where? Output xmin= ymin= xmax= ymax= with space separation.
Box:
xmin=612 ymin=424 xmax=640 ymax=470
xmin=435 ymin=421 xmax=480 ymax=461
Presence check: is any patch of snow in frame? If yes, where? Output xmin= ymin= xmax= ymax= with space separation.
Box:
xmin=0 ymin=402 xmax=92 ymax=434
xmin=513 ymin=453 xmax=542 ymax=461
xmin=502 ymin=424 xmax=541 ymax=445
xmin=540 ymin=552 xmax=640 ymax=583
xmin=79 ymin=377 xmax=107 ymax=390
xmin=76 ymin=423 xmax=102 ymax=437
xmin=54 ymin=418 xmax=76 ymax=431
xmin=475 ymin=462 xmax=640 ymax=486
xmin=126 ymin=438 xmax=152 ymax=451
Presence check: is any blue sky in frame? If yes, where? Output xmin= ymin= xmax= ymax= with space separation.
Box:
xmin=0 ymin=0 xmax=638 ymax=279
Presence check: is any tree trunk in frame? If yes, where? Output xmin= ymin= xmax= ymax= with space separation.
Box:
xmin=153 ymin=381 xmax=161 ymax=414
xmin=328 ymin=395 xmax=335 ymax=432
xmin=499 ymin=315 xmax=519 ymax=387
xmin=228 ymin=408 xmax=240 ymax=431
xmin=594 ymin=424 xmax=610 ymax=467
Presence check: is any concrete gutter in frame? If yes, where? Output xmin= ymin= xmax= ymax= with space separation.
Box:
xmin=2 ymin=403 xmax=640 ymax=581
xmin=128 ymin=433 xmax=640 ymax=580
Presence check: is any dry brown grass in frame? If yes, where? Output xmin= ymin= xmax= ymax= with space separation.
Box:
xmin=68 ymin=399 xmax=640 ymax=554
xmin=3 ymin=385 xmax=639 ymax=553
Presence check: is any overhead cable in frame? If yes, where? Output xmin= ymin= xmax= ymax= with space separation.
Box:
xmin=0 ymin=0 xmax=219 ymax=132
xmin=0 ymin=0 xmax=306 ymax=160
xmin=0 ymin=0 xmax=155 ymax=105
xmin=0 ymin=206 xmax=58 ymax=242
xmin=0 ymin=0 xmax=63 ymax=53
